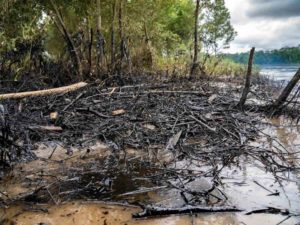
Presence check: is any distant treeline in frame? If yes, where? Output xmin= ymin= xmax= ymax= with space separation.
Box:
xmin=225 ymin=46 xmax=300 ymax=65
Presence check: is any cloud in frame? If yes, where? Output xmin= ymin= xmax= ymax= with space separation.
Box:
xmin=247 ymin=0 xmax=300 ymax=18
xmin=224 ymin=0 xmax=300 ymax=53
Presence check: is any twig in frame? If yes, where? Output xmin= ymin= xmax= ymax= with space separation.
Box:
xmin=189 ymin=115 xmax=216 ymax=133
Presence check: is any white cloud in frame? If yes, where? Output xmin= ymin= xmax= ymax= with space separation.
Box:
xmin=224 ymin=0 xmax=300 ymax=53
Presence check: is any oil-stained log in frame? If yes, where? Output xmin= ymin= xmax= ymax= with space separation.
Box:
xmin=133 ymin=205 xmax=242 ymax=219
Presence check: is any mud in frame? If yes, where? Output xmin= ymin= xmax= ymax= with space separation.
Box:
xmin=0 ymin=116 xmax=300 ymax=224
xmin=1 ymin=202 xmax=300 ymax=225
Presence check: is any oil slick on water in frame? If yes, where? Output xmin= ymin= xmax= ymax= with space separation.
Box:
xmin=1 ymin=117 xmax=300 ymax=225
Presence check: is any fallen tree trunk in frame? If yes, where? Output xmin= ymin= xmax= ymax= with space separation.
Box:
xmin=272 ymin=67 xmax=300 ymax=109
xmin=133 ymin=205 xmax=242 ymax=219
xmin=0 ymin=82 xmax=88 ymax=100
xmin=238 ymin=47 xmax=255 ymax=107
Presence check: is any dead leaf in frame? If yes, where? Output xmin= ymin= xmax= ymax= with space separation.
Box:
xmin=204 ymin=113 xmax=213 ymax=120
xmin=50 ymin=112 xmax=58 ymax=120
xmin=166 ymin=130 xmax=182 ymax=151
xmin=208 ymin=94 xmax=218 ymax=104
xmin=112 ymin=109 xmax=126 ymax=116
xmin=143 ymin=124 xmax=156 ymax=130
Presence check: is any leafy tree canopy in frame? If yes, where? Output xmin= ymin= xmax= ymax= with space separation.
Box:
xmin=0 ymin=0 xmax=236 ymax=80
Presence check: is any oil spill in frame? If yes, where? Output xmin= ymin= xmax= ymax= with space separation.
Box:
xmin=0 ymin=117 xmax=300 ymax=225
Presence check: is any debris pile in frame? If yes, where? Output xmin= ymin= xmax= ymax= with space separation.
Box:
xmin=0 ymin=80 xmax=298 ymax=215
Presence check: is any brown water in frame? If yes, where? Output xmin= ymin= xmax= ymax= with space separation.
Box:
xmin=2 ymin=202 xmax=300 ymax=225
xmin=1 ymin=117 xmax=300 ymax=225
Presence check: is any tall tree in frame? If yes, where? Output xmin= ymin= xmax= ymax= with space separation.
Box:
xmin=96 ymin=0 xmax=105 ymax=72
xmin=49 ymin=0 xmax=83 ymax=79
xmin=111 ymin=0 xmax=118 ymax=67
xmin=201 ymin=0 xmax=236 ymax=53
xmin=118 ymin=0 xmax=126 ymax=61
xmin=190 ymin=0 xmax=200 ymax=78
xmin=0 ymin=0 xmax=236 ymax=81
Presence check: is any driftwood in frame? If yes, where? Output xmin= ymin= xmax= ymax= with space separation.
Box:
xmin=239 ymin=47 xmax=255 ymax=107
xmin=0 ymin=82 xmax=87 ymax=100
xmin=133 ymin=205 xmax=242 ymax=219
xmin=272 ymin=67 xmax=300 ymax=109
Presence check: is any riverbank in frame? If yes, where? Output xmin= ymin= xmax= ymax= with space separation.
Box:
xmin=0 ymin=78 xmax=299 ymax=225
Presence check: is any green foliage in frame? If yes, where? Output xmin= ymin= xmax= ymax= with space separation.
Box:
xmin=200 ymin=0 xmax=236 ymax=52
xmin=0 ymin=0 xmax=43 ymax=46
xmin=226 ymin=46 xmax=300 ymax=65
xmin=206 ymin=58 xmax=246 ymax=76
xmin=0 ymin=0 xmax=237 ymax=80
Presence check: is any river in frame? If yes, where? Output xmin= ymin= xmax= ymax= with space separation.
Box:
xmin=260 ymin=64 xmax=299 ymax=81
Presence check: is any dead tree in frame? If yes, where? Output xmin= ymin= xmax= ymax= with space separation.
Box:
xmin=238 ymin=47 xmax=255 ymax=107
xmin=271 ymin=67 xmax=300 ymax=109
xmin=190 ymin=0 xmax=201 ymax=79
xmin=49 ymin=0 xmax=83 ymax=79
xmin=88 ymin=28 xmax=93 ymax=75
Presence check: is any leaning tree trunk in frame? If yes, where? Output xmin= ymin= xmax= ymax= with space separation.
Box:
xmin=238 ymin=47 xmax=255 ymax=107
xmin=190 ymin=0 xmax=200 ymax=79
xmin=49 ymin=0 xmax=83 ymax=79
xmin=272 ymin=67 xmax=300 ymax=109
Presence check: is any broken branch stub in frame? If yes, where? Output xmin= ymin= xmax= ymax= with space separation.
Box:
xmin=238 ymin=47 xmax=255 ymax=107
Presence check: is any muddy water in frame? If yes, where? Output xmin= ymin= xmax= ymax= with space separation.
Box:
xmin=0 ymin=202 xmax=248 ymax=225
xmin=1 ymin=117 xmax=300 ymax=225
xmin=2 ymin=202 xmax=300 ymax=225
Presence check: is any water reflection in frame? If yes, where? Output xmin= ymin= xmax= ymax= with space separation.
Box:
xmin=260 ymin=64 xmax=300 ymax=81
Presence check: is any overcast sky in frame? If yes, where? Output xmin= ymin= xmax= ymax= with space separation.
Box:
xmin=224 ymin=0 xmax=300 ymax=53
